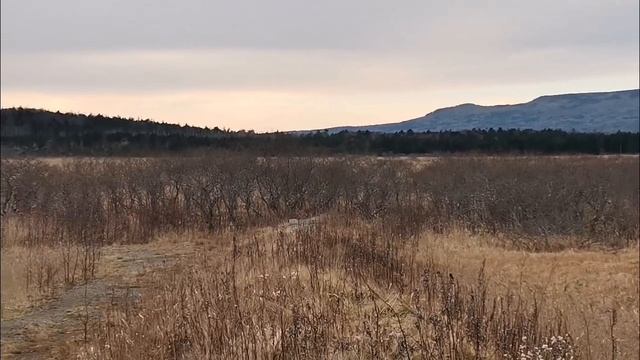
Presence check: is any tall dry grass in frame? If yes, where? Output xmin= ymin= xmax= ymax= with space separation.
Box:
xmin=1 ymin=245 xmax=66 ymax=319
xmin=76 ymin=216 xmax=615 ymax=359
xmin=417 ymin=229 xmax=639 ymax=359
xmin=1 ymin=155 xmax=637 ymax=358
xmin=1 ymin=218 xmax=94 ymax=319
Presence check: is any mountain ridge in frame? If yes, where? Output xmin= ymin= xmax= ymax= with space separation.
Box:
xmin=317 ymin=89 xmax=639 ymax=134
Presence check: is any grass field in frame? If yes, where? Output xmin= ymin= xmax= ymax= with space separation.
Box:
xmin=1 ymin=155 xmax=638 ymax=359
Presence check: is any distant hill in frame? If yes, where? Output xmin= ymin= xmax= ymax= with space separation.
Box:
xmin=321 ymin=89 xmax=640 ymax=134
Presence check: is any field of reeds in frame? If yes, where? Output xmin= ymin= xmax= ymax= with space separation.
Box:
xmin=1 ymin=155 xmax=638 ymax=359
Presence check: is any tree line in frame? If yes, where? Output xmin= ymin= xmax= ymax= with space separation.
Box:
xmin=1 ymin=107 xmax=638 ymax=155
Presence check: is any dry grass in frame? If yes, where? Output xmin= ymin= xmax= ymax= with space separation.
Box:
xmin=419 ymin=230 xmax=639 ymax=359
xmin=74 ymin=217 xmax=634 ymax=359
xmin=1 ymin=155 xmax=637 ymax=359
xmin=1 ymin=226 xmax=99 ymax=323
xmin=3 ymin=215 xmax=637 ymax=359
xmin=1 ymin=219 xmax=71 ymax=320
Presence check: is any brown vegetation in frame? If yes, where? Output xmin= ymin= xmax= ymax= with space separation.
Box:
xmin=1 ymin=155 xmax=638 ymax=359
xmin=2 ymin=155 xmax=637 ymax=247
xmin=80 ymin=216 xmax=637 ymax=359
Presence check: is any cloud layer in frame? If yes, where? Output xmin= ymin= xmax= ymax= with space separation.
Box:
xmin=1 ymin=0 xmax=638 ymax=131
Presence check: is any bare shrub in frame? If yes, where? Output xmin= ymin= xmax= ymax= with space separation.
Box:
xmin=2 ymin=156 xmax=638 ymax=251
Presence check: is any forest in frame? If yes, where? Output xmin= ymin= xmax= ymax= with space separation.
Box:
xmin=2 ymin=108 xmax=638 ymax=155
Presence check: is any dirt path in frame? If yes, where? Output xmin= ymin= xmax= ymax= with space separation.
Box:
xmin=1 ymin=241 xmax=196 ymax=359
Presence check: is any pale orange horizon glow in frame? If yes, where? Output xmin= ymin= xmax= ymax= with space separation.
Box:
xmin=2 ymin=75 xmax=636 ymax=132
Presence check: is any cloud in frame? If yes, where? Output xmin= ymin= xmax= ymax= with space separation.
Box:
xmin=1 ymin=0 xmax=637 ymax=130
xmin=2 ymin=0 xmax=638 ymax=53
xmin=1 ymin=47 xmax=636 ymax=94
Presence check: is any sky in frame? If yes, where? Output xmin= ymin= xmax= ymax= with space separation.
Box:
xmin=1 ymin=0 xmax=638 ymax=132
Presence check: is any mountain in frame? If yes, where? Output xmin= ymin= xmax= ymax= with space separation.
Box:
xmin=321 ymin=89 xmax=639 ymax=134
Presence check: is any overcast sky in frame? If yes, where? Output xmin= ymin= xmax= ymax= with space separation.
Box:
xmin=1 ymin=0 xmax=638 ymax=131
